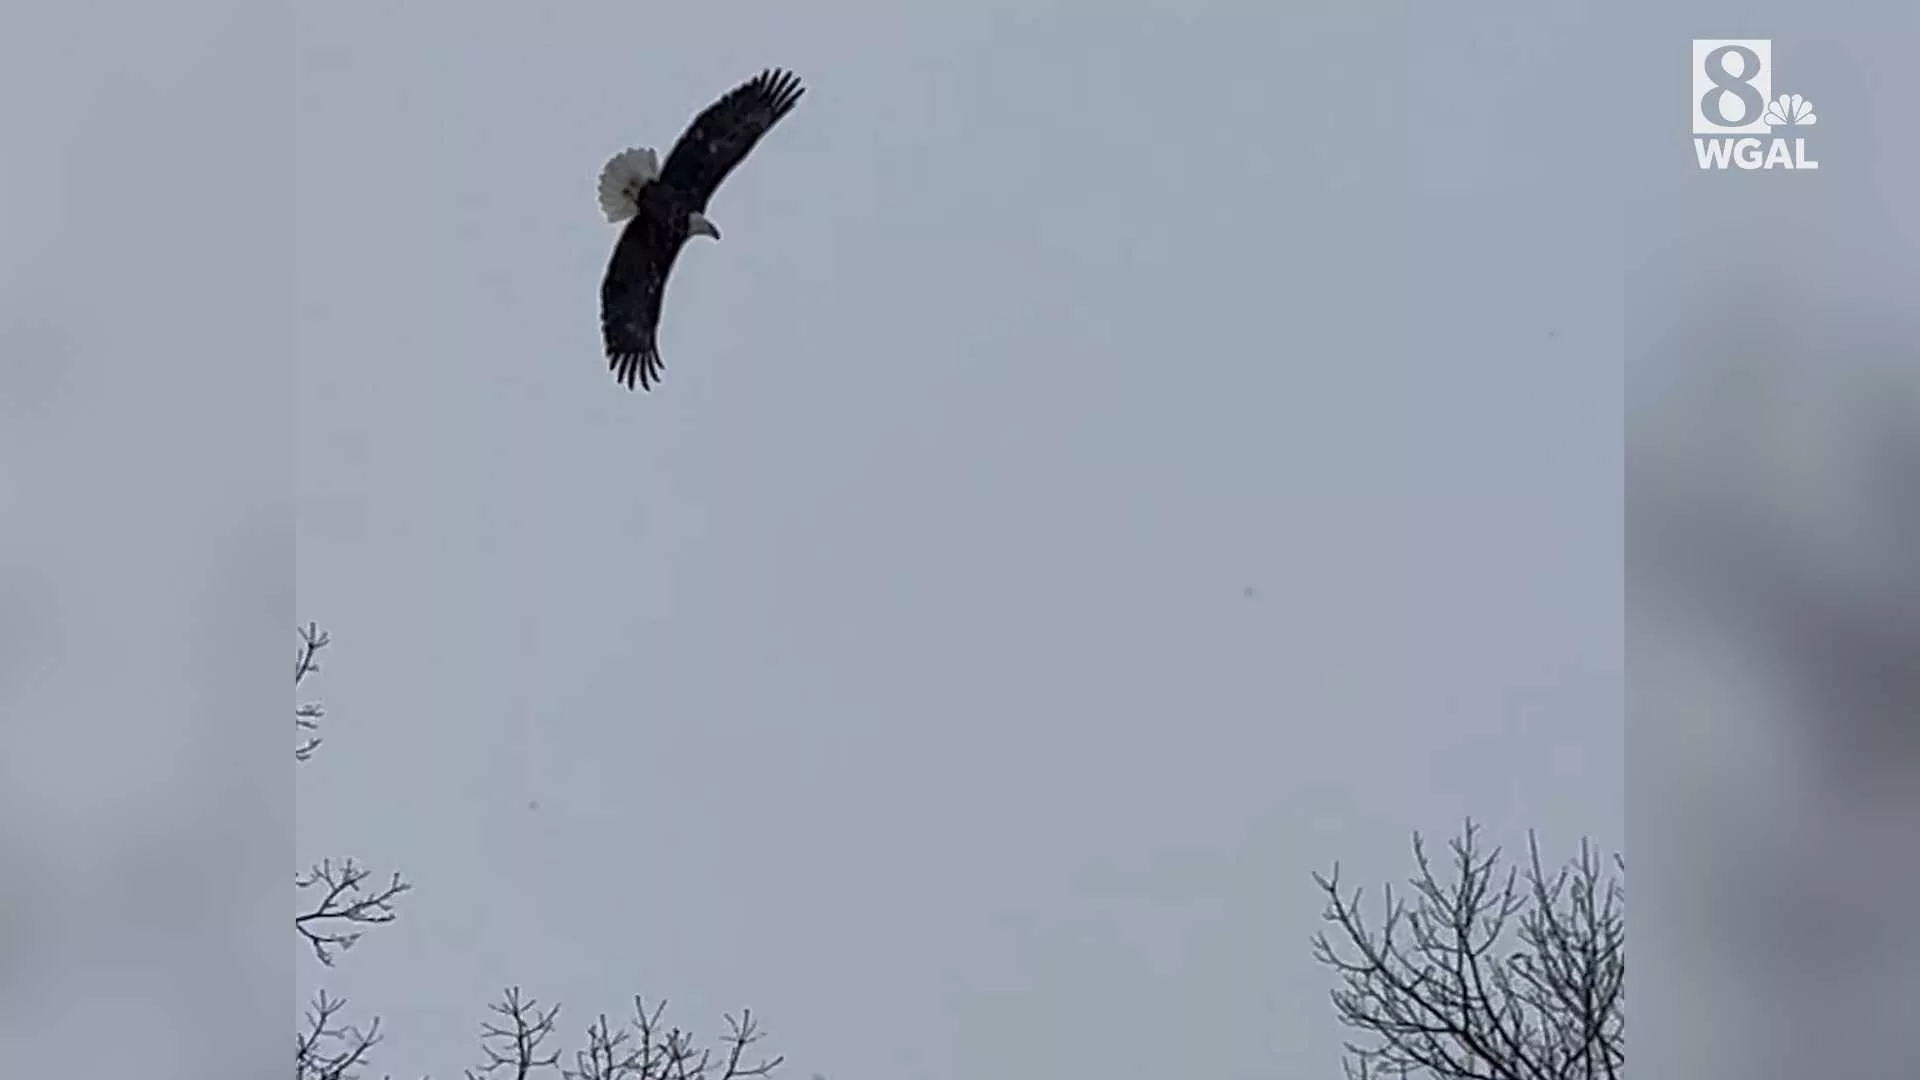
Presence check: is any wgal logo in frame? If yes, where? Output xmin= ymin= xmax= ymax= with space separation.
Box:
xmin=1692 ymin=39 xmax=1819 ymax=170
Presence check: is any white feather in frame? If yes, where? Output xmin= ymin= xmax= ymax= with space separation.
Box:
xmin=597 ymin=146 xmax=659 ymax=223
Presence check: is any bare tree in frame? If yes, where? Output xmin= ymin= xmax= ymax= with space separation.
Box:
xmin=297 ymin=622 xmax=413 ymax=1080
xmin=465 ymin=989 xmax=785 ymax=1080
xmin=292 ymin=623 xmax=791 ymax=1080
xmin=1311 ymin=820 xmax=1624 ymax=1080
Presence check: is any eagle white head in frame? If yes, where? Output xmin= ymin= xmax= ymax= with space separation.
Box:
xmin=597 ymin=146 xmax=721 ymax=240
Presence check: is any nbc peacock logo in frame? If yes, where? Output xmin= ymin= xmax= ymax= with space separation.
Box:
xmin=1763 ymin=93 xmax=1817 ymax=128
xmin=1691 ymin=39 xmax=1820 ymax=171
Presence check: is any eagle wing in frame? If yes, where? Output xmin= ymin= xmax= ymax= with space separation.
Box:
xmin=600 ymin=212 xmax=685 ymax=391
xmin=659 ymin=68 xmax=805 ymax=210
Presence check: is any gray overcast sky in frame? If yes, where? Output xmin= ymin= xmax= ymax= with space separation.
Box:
xmin=296 ymin=3 xmax=1620 ymax=1078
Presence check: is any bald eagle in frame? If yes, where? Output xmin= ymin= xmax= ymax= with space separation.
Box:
xmin=597 ymin=68 xmax=806 ymax=392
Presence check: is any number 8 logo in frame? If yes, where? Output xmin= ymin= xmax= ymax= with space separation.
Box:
xmin=1700 ymin=44 xmax=1765 ymax=128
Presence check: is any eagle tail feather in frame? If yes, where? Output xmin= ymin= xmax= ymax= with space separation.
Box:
xmin=598 ymin=147 xmax=660 ymax=223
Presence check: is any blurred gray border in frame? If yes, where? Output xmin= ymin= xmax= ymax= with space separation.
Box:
xmin=0 ymin=3 xmax=292 ymax=1078
xmin=1627 ymin=10 xmax=1919 ymax=1078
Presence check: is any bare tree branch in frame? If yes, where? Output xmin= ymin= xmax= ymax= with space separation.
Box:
xmin=296 ymin=623 xmax=409 ymax=1080
xmin=445 ymin=992 xmax=792 ymax=1080
xmin=567 ymin=1011 xmax=650 ymax=1080
xmin=1311 ymin=820 xmax=1624 ymax=1080
xmin=294 ymin=624 xmax=411 ymax=967
xmin=296 ymin=621 xmax=329 ymax=761
xmin=467 ymin=986 xmax=566 ymax=1080
xmin=296 ymin=856 xmax=412 ymax=967
xmin=296 ymin=989 xmax=383 ymax=1080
